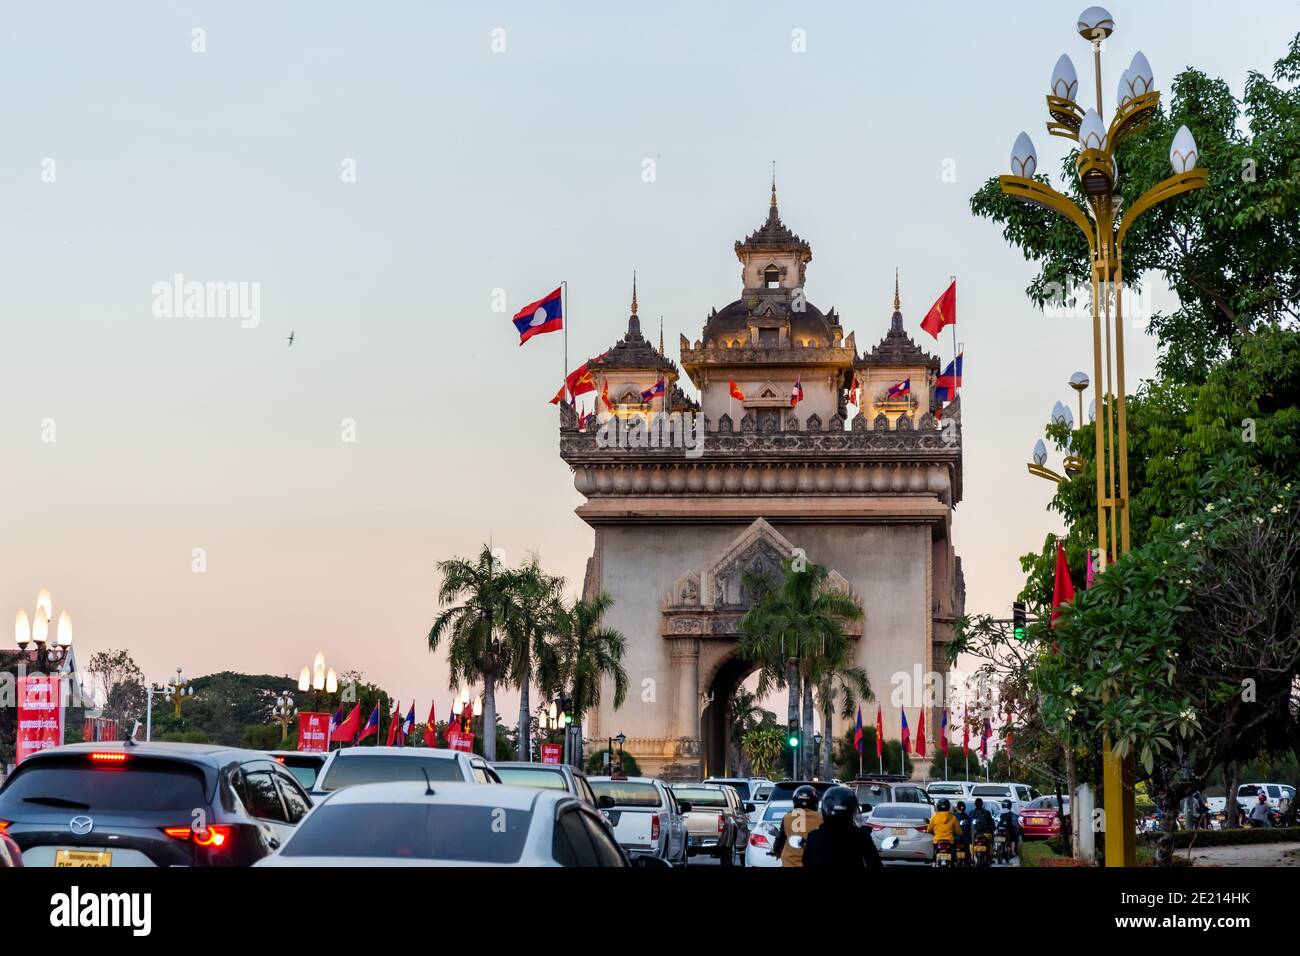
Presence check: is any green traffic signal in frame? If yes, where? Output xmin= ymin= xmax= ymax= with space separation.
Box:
xmin=787 ymin=734 xmax=799 ymax=748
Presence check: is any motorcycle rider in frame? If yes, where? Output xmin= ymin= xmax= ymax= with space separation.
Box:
xmin=926 ymin=797 xmax=961 ymax=863
xmin=995 ymin=798 xmax=1022 ymax=858
xmin=1246 ymin=792 xmax=1273 ymax=828
xmin=953 ymin=800 xmax=972 ymax=864
xmin=969 ymin=797 xmax=996 ymax=861
xmin=800 ymin=785 xmax=884 ymax=868
xmin=770 ymin=785 xmax=823 ymax=866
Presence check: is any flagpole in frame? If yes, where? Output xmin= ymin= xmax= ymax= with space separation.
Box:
xmin=562 ymin=280 xmax=570 ymax=409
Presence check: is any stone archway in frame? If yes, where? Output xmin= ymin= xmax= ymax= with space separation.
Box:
xmin=700 ymin=653 xmax=760 ymax=778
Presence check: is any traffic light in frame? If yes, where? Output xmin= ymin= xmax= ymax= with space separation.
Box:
xmin=787 ymin=719 xmax=799 ymax=749
xmin=1012 ymin=601 xmax=1027 ymax=640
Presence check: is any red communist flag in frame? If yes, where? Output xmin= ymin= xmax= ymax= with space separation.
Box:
xmin=729 ymin=380 xmax=745 ymax=401
xmin=423 ymin=701 xmax=438 ymax=747
xmin=915 ymin=710 xmax=927 ymax=757
xmin=875 ymin=706 xmax=883 ymax=758
xmin=1051 ymin=541 xmax=1076 ymax=627
xmin=331 ymin=704 xmax=360 ymax=744
xmin=920 ymin=280 xmax=956 ymax=339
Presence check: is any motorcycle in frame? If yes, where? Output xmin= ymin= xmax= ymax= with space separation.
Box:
xmin=971 ymin=832 xmax=992 ymax=868
xmin=993 ymin=826 xmax=1012 ymax=864
xmin=954 ymin=838 xmax=969 ymax=867
xmin=933 ymin=840 xmax=954 ymax=868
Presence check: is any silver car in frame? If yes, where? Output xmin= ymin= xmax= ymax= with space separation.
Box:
xmin=257 ymin=781 xmax=661 ymax=867
xmin=866 ymin=801 xmax=935 ymax=863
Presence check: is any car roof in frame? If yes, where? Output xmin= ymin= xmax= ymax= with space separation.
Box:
xmin=671 ymin=782 xmax=728 ymax=790
xmin=330 ymin=747 xmax=461 ymax=759
xmin=868 ymin=801 xmax=933 ymax=813
xmin=588 ymin=775 xmax=658 ymax=784
xmin=31 ymin=741 xmax=267 ymax=765
xmin=493 ymin=762 xmax=570 ymax=772
xmin=320 ymin=781 xmax=561 ymax=811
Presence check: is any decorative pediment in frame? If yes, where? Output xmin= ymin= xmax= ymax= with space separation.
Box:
xmin=665 ymin=570 xmax=701 ymax=608
xmin=805 ymin=413 xmax=822 ymax=432
xmin=704 ymin=518 xmax=796 ymax=609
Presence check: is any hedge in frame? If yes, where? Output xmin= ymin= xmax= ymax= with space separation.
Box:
xmin=1139 ymin=825 xmax=1300 ymax=849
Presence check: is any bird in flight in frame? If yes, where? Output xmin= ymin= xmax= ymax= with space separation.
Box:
xmin=287 ymin=331 xmax=295 ymax=347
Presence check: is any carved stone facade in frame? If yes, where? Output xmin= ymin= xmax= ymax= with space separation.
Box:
xmin=559 ymin=189 xmax=964 ymax=779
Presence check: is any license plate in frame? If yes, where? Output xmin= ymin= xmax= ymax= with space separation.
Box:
xmin=55 ymin=849 xmax=111 ymax=867
xmin=890 ymin=827 xmax=908 ymax=835
xmin=936 ymin=852 xmax=951 ymax=861
xmin=1031 ymin=816 xmax=1046 ymax=824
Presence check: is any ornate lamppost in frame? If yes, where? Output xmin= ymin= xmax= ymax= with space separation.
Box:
xmin=997 ymin=6 xmax=1208 ymax=866
xmin=13 ymin=588 xmax=73 ymax=671
xmin=272 ymin=693 xmax=296 ymax=742
xmin=297 ymin=651 xmax=339 ymax=712
xmin=166 ymin=667 xmax=194 ymax=717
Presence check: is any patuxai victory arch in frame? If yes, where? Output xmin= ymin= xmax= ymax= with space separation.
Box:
xmin=558 ymin=186 xmax=964 ymax=780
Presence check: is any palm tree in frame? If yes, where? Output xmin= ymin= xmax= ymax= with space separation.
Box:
xmin=554 ymin=592 xmax=629 ymax=766
xmin=813 ymin=659 xmax=873 ymax=779
xmin=738 ymin=558 xmax=863 ymax=778
xmin=428 ymin=545 xmax=516 ymax=760
xmin=501 ymin=554 xmax=565 ymax=762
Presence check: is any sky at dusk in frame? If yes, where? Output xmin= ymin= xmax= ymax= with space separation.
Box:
xmin=2 ymin=1 xmax=1293 ymax=722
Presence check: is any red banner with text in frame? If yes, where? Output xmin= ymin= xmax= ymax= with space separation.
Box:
xmin=540 ymin=743 xmax=562 ymax=764
xmin=17 ymin=674 xmax=62 ymax=764
xmin=297 ymin=712 xmax=331 ymax=753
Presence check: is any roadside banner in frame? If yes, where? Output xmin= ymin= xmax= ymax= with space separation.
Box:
xmin=540 ymin=743 xmax=562 ymax=764
xmin=17 ymin=674 xmax=62 ymax=764
xmin=297 ymin=712 xmax=331 ymax=753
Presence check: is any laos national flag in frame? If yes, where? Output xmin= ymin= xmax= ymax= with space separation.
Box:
xmin=401 ymin=702 xmax=416 ymax=738
xmin=512 ymin=287 xmax=563 ymax=345
xmin=640 ymin=375 xmax=666 ymax=402
xmin=900 ymin=709 xmax=911 ymax=754
xmin=887 ymin=378 xmax=911 ymax=399
xmin=934 ymin=353 xmax=963 ymax=403
xmin=357 ymin=702 xmax=380 ymax=742
xmin=940 ymin=708 xmax=950 ymax=756
xmin=853 ymin=706 xmax=864 ymax=754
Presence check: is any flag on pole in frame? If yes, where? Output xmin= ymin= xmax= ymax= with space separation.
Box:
xmin=385 ymin=700 xmax=402 ymax=746
xmin=933 ymin=353 xmax=964 ymax=403
xmin=1005 ymin=707 xmax=1014 ymax=761
xmin=331 ymin=704 xmax=360 ymax=744
xmin=915 ymin=710 xmax=927 ymax=757
xmin=640 ymin=375 xmax=666 ymax=402
xmin=979 ymin=717 xmax=991 ymax=759
xmin=848 ymin=374 xmax=860 ymax=407
xmin=875 ymin=706 xmax=884 ymax=758
xmin=886 ymin=378 xmax=911 ymax=399
xmin=443 ymin=703 xmax=461 ymax=745
xmin=790 ymin=377 xmax=804 ymax=407
xmin=728 ymin=380 xmax=746 ymax=402
xmin=358 ymin=702 xmax=381 ymax=742
xmin=328 ymin=705 xmax=344 ymax=740
xmin=1052 ymin=541 xmax=1076 ymax=627
xmin=920 ymin=280 xmax=956 ymax=339
xmin=512 ymin=287 xmax=563 ymax=345
xmin=401 ymin=702 xmax=416 ymax=739
xmin=853 ymin=706 xmax=864 ymax=754
xmin=940 ymin=708 xmax=949 ymax=756
xmin=900 ymin=709 xmax=911 ymax=754
xmin=963 ymin=706 xmax=970 ymax=756
xmin=423 ymin=701 xmax=438 ymax=747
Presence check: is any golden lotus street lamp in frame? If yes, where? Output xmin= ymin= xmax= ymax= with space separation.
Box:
xmin=997 ymin=6 xmax=1208 ymax=866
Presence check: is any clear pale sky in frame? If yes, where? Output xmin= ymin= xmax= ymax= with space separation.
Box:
xmin=2 ymin=2 xmax=1292 ymax=721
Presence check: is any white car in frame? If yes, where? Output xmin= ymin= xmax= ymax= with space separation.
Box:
xmin=310 ymin=746 xmax=501 ymax=797
xmin=1237 ymin=783 xmax=1295 ymax=811
xmin=257 ymin=781 xmax=653 ymax=866
xmin=925 ymin=781 xmax=976 ymax=801
xmin=744 ymin=799 xmax=793 ymax=868
xmin=967 ymin=782 xmax=1040 ymax=815
xmin=589 ymin=776 xmax=689 ymax=865
xmin=866 ymin=802 xmax=935 ymax=864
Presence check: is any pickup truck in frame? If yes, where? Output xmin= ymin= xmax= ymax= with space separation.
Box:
xmin=589 ymin=776 xmax=688 ymax=866
xmin=671 ymin=783 xmax=752 ymax=866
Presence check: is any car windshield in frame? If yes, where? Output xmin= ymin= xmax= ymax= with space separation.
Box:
xmin=590 ymin=781 xmax=661 ymax=807
xmin=763 ymin=803 xmax=792 ymax=822
xmin=870 ymin=805 xmax=932 ymax=820
xmin=319 ymin=755 xmax=464 ymax=791
xmin=1024 ymin=797 xmax=1064 ymax=810
xmin=281 ymin=802 xmax=531 ymax=862
xmin=769 ymin=781 xmax=834 ymax=802
xmin=673 ymin=788 xmax=727 ymax=807
xmin=971 ymin=785 xmax=1011 ymax=798
xmin=753 ymin=786 xmax=772 ymax=802
xmin=928 ymin=784 xmax=963 ymax=795
xmin=496 ymin=767 xmax=568 ymax=790
xmin=284 ymin=765 xmax=319 ymax=790
xmin=0 ymin=759 xmax=208 ymax=813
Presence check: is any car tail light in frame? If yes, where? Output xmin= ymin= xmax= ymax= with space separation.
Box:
xmin=749 ymin=832 xmax=770 ymax=848
xmin=89 ymin=752 xmax=127 ymax=763
xmin=650 ymin=814 xmax=660 ymax=841
xmin=869 ymin=823 xmax=886 ymax=831
xmin=0 ymin=820 xmax=10 ymax=832
xmin=915 ymin=826 xmax=928 ymax=832
xmin=163 ymin=825 xmax=233 ymax=849
xmin=717 ymin=814 xmax=725 ymax=834
xmin=273 ymin=756 xmax=285 ymax=763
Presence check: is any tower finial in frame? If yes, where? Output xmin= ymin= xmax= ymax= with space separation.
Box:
xmin=631 ymin=270 xmax=638 ymax=316
xmin=893 ymin=268 xmax=900 ymax=312
xmin=770 ymin=161 xmax=777 ymax=209
xmin=659 ymin=316 xmax=664 ymax=354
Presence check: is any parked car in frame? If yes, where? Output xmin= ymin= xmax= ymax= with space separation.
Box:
xmin=749 ymin=783 xmax=774 ymax=823
xmin=492 ymin=761 xmax=601 ymax=809
xmin=1237 ymin=783 xmax=1296 ymax=811
xmin=744 ymin=799 xmax=792 ymax=868
xmin=967 ymin=782 xmax=1040 ymax=815
xmin=0 ymin=742 xmax=312 ymax=867
xmin=265 ymin=751 xmax=327 ymax=791
xmin=850 ymin=776 xmax=933 ymax=813
xmin=311 ymin=746 xmax=501 ymax=796
xmin=671 ymin=783 xmax=751 ymax=865
xmin=766 ymin=780 xmax=838 ymax=806
xmin=865 ymin=801 xmax=935 ymax=863
xmin=0 ymin=829 xmax=22 ymax=867
xmin=258 ymin=781 xmax=657 ymax=867
xmin=701 ymin=777 xmax=771 ymax=805
xmin=589 ymin=776 xmax=688 ymax=865
xmin=1019 ymin=795 xmax=1069 ymax=839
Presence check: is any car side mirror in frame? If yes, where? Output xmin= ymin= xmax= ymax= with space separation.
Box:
xmin=598 ymin=795 xmax=616 ymax=809
xmin=677 ymin=801 xmax=692 ymax=814
xmin=744 ymin=803 xmax=756 ymax=813
xmin=633 ymin=855 xmax=672 ymax=868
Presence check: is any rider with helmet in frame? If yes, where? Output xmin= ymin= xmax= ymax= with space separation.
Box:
xmin=801 ymin=785 xmax=884 ymax=868
xmin=995 ymin=798 xmax=1022 ymax=857
xmin=927 ymin=797 xmax=962 ymax=848
xmin=770 ymin=785 xmax=823 ymax=867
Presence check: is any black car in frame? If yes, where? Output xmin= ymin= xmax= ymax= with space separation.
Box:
xmin=0 ymin=742 xmax=313 ymax=867
xmin=266 ymin=751 xmax=327 ymax=791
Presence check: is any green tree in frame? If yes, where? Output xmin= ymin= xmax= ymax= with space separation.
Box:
xmin=586 ymin=748 xmax=641 ymax=777
xmin=740 ymin=726 xmax=786 ymax=781
xmin=86 ymin=649 xmax=146 ymax=729
xmin=429 ymin=545 xmax=516 ymax=761
xmin=501 ymin=554 xmax=565 ymax=763
xmin=553 ymin=592 xmax=628 ymax=765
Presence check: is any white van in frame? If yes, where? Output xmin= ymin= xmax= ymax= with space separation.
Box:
xmin=967 ymin=782 xmax=1041 ymax=815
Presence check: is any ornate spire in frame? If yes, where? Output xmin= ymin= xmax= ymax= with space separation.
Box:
xmin=891 ymin=269 xmax=903 ymax=332
xmin=631 ymin=270 xmax=638 ymax=316
xmin=659 ymin=316 xmax=664 ymax=355
xmin=770 ymin=160 xmax=777 ymax=210
xmin=893 ymin=268 xmax=900 ymax=312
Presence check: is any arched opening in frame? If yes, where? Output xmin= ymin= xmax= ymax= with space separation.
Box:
xmin=763 ymin=264 xmax=780 ymax=288
xmin=700 ymin=654 xmax=761 ymax=778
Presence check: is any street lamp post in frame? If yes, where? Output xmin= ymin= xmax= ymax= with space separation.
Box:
xmin=615 ymin=732 xmax=627 ymax=775
xmin=272 ymin=694 xmax=296 ymax=742
xmin=166 ymin=668 xmax=194 ymax=717
xmin=297 ymin=652 xmax=338 ymax=714
xmin=997 ymin=6 xmax=1208 ymax=866
xmin=13 ymin=588 xmax=74 ymax=673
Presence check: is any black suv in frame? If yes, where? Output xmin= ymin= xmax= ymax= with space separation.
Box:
xmin=0 ymin=742 xmax=313 ymax=867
